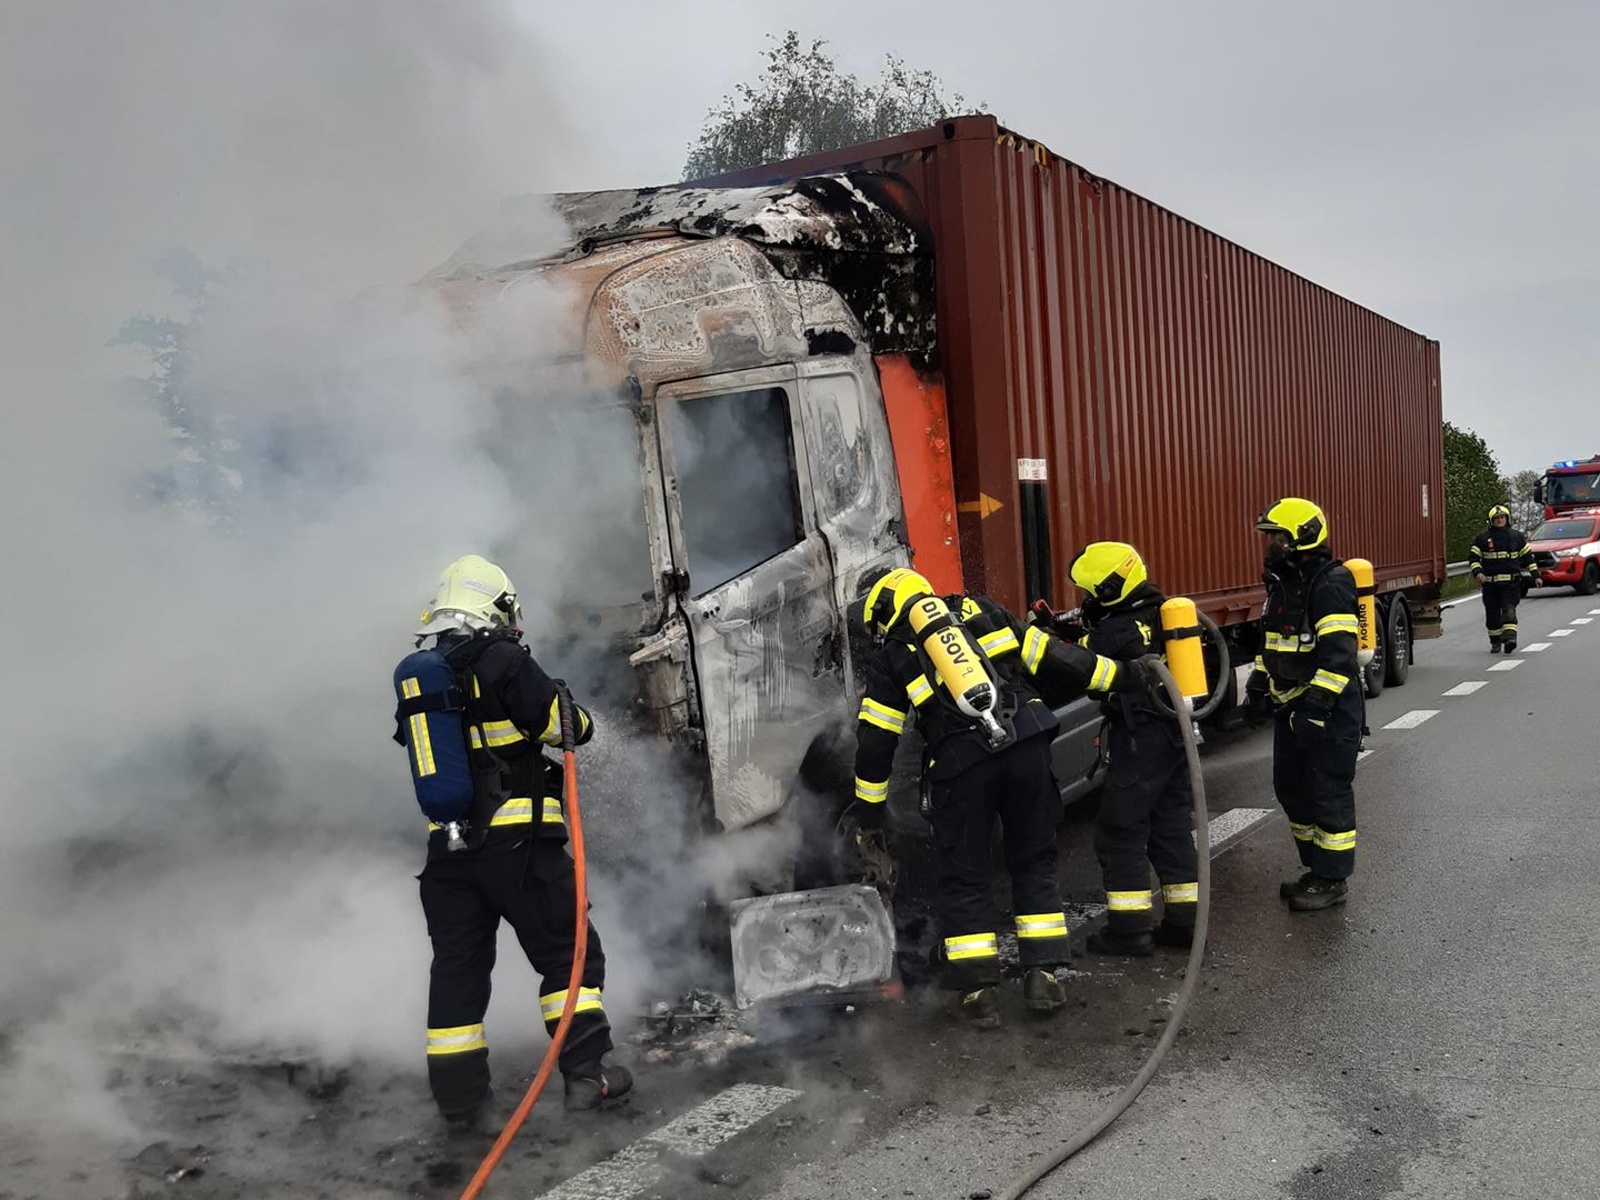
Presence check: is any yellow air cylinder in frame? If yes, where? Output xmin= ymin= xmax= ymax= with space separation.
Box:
xmin=1346 ymin=557 xmax=1377 ymax=667
xmin=905 ymin=595 xmax=996 ymax=718
xmin=1159 ymin=597 xmax=1208 ymax=703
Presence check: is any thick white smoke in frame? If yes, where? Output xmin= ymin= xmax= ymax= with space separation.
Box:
xmin=0 ymin=0 xmax=708 ymax=1157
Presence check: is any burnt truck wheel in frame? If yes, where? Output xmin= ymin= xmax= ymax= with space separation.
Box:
xmin=1383 ymin=597 xmax=1411 ymax=687
xmin=1576 ymin=560 xmax=1600 ymax=596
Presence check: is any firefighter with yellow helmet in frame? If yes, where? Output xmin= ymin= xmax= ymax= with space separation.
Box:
xmin=850 ymin=565 xmax=1157 ymax=1027
xmin=396 ymin=554 xmax=632 ymax=1133
xmin=1468 ymin=504 xmax=1537 ymax=652
xmin=1246 ymin=500 xmax=1361 ymax=911
xmin=1064 ymin=543 xmax=1200 ymax=955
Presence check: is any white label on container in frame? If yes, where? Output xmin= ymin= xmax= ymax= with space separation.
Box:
xmin=1422 ymin=483 xmax=1430 ymax=519
xmin=1018 ymin=458 xmax=1048 ymax=481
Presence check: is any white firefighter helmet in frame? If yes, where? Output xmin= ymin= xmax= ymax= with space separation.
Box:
xmin=415 ymin=554 xmax=522 ymax=636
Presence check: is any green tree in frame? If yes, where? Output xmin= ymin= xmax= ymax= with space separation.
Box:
xmin=1500 ymin=468 xmax=1543 ymax=533
xmin=683 ymin=31 xmax=984 ymax=180
xmin=1443 ymin=421 xmax=1505 ymax=562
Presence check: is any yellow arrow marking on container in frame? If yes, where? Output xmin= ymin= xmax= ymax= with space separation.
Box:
xmin=957 ymin=494 xmax=1004 ymax=519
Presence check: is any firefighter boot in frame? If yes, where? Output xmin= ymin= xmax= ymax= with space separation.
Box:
xmin=1086 ymin=927 xmax=1155 ymax=957
xmin=1503 ymin=636 xmax=1517 ymax=654
xmin=1279 ymin=870 xmax=1315 ymax=900
xmin=564 ymin=1061 xmax=634 ymax=1112
xmin=1022 ymin=969 xmax=1066 ymax=1013
xmin=1152 ymin=919 xmax=1195 ymax=949
xmin=958 ymin=987 xmax=1001 ymax=1030
xmin=1287 ymin=875 xmax=1348 ymax=912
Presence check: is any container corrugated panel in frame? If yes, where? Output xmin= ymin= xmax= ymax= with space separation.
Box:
xmin=700 ymin=116 xmax=1445 ymax=621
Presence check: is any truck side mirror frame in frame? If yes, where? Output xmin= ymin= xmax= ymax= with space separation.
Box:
xmin=1532 ymin=480 xmax=1545 ymax=504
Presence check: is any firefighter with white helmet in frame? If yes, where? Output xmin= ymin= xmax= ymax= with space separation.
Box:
xmin=396 ymin=554 xmax=632 ymax=1132
xmin=1468 ymin=504 xmax=1537 ymax=652
xmin=850 ymin=566 xmax=1156 ymax=1027
xmin=1246 ymin=500 xmax=1361 ymax=911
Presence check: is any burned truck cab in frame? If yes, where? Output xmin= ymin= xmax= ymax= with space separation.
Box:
xmin=434 ymin=175 xmax=938 ymax=845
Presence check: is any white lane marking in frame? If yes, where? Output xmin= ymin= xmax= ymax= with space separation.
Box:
xmin=1573 ymin=618 xmax=1594 ymax=625
xmin=1488 ymin=660 xmax=1523 ymax=671
xmin=1441 ymin=596 xmax=1476 ymax=610
xmin=1590 ymin=608 xmax=1600 ymax=615
xmin=540 ymin=1084 xmax=801 ymax=1200
xmin=1197 ymin=806 xmax=1276 ymax=851
xmin=1549 ymin=629 xmax=1575 ymax=637
xmin=1357 ymin=748 xmax=1374 ymax=761
xmin=1383 ymin=710 xmax=1438 ymax=730
xmin=1442 ymin=681 xmax=1487 ymax=696
xmin=1523 ymin=643 xmax=1552 ymax=652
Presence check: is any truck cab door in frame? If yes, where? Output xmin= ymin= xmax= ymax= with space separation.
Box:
xmin=651 ymin=366 xmax=844 ymax=832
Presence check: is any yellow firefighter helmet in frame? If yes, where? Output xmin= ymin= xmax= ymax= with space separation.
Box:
xmin=858 ymin=566 xmax=935 ymax=633
xmin=1069 ymin=541 xmax=1149 ymax=606
xmin=416 ymin=554 xmax=522 ymax=635
xmin=1488 ymin=504 xmax=1510 ymax=522
xmin=1255 ymin=497 xmax=1329 ymax=551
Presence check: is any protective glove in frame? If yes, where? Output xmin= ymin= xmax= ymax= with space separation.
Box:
xmin=1244 ymin=670 xmax=1273 ymax=725
xmin=853 ymin=798 xmax=887 ymax=831
xmin=1112 ymin=655 xmax=1165 ymax=701
xmin=1298 ymin=686 xmax=1336 ymax=723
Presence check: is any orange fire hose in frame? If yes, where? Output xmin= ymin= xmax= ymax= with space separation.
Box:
xmin=458 ymin=689 xmax=588 ymax=1200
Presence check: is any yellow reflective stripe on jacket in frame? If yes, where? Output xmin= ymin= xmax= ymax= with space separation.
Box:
xmin=905 ymin=674 xmax=934 ymax=707
xmin=1289 ymin=821 xmax=1316 ymax=843
xmin=858 ymin=697 xmax=908 ymax=735
xmin=540 ymin=986 xmax=603 ymax=1022
xmin=943 ymin=932 xmax=999 ymax=961
xmin=1021 ymin=625 xmax=1050 ymax=673
xmin=426 ymin=1023 xmax=486 ymax=1056
xmin=1314 ymin=827 xmax=1357 ymax=852
xmin=1271 ymin=682 xmax=1307 ymax=703
xmin=1089 ymin=656 xmax=1119 ymax=693
xmin=1311 ymin=668 xmax=1350 ymax=694
xmin=854 ymin=777 xmax=890 ymax=804
xmin=541 ymin=797 xmax=565 ymax=825
xmin=1015 ymin=912 xmax=1068 ymax=939
xmin=1314 ymin=613 xmax=1360 ymax=637
xmin=479 ymin=719 xmax=525 ymax=748
xmin=1265 ymin=632 xmax=1313 ymax=654
xmin=539 ymin=697 xmax=560 ymax=745
xmin=428 ymin=796 xmax=543 ymax=831
xmin=1162 ymin=882 xmax=1199 ymax=904
xmin=1106 ymin=889 xmax=1153 ymax=912
xmin=978 ymin=627 xmax=1020 ymax=659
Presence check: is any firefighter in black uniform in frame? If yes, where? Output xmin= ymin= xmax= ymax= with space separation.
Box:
xmin=851 ymin=567 xmax=1154 ymax=1028
xmin=400 ymin=555 xmax=632 ymax=1132
xmin=1246 ymin=500 xmax=1361 ymax=911
xmin=1469 ymin=504 xmax=1537 ymax=653
xmin=1063 ymin=543 xmax=1199 ymax=955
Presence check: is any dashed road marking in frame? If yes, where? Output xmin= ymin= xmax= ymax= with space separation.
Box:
xmin=1590 ymin=608 xmax=1600 ymax=615
xmin=1549 ymin=629 xmax=1575 ymax=637
xmin=539 ymin=1084 xmax=802 ymax=1200
xmin=1573 ymin=618 xmax=1594 ymax=625
xmin=1383 ymin=710 xmax=1439 ymax=730
xmin=1357 ymin=748 xmax=1374 ymax=761
xmin=1198 ymin=806 xmax=1276 ymax=852
xmin=1442 ymin=681 xmax=1487 ymax=696
xmin=1488 ymin=660 xmax=1523 ymax=671
xmin=1523 ymin=643 xmax=1552 ymax=652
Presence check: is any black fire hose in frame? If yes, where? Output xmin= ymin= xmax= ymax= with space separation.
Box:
xmin=990 ymin=656 xmax=1211 ymax=1200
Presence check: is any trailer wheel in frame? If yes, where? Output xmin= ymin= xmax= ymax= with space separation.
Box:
xmin=1383 ymin=598 xmax=1411 ymax=686
xmin=1576 ymin=560 xmax=1600 ymax=596
xmin=1362 ymin=627 xmax=1386 ymax=699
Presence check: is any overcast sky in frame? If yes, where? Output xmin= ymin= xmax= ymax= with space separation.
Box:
xmin=522 ymin=0 xmax=1598 ymax=475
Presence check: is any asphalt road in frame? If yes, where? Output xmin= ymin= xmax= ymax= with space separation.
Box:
xmin=11 ymin=587 xmax=1598 ymax=1199
xmin=515 ymin=586 xmax=1600 ymax=1200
